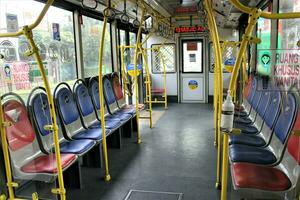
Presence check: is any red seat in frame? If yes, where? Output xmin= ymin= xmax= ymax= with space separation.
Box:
xmin=232 ymin=163 xmax=291 ymax=191
xmin=21 ymin=153 xmax=76 ymax=173
xmin=152 ymin=88 xmax=165 ymax=94
xmin=124 ymin=104 xmax=145 ymax=110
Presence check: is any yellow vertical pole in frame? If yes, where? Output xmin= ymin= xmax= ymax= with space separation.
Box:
xmin=160 ymin=51 xmax=168 ymax=109
xmin=133 ymin=8 xmax=146 ymax=143
xmin=97 ymin=14 xmax=111 ymax=182
xmin=141 ymin=49 xmax=153 ymax=128
xmin=204 ymin=0 xmax=223 ymax=190
xmin=23 ymin=26 xmax=66 ymax=200
xmin=0 ymin=100 xmax=15 ymax=199
xmin=220 ymin=9 xmax=261 ymax=200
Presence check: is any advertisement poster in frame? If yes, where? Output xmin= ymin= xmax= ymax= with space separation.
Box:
xmin=52 ymin=23 xmax=61 ymax=41
xmin=6 ymin=14 xmax=19 ymax=33
xmin=11 ymin=62 xmax=31 ymax=90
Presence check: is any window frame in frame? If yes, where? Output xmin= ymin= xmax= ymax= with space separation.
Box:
xmin=181 ymin=39 xmax=204 ymax=73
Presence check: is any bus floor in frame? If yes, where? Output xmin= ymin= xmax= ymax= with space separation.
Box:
xmin=67 ymin=103 xmax=280 ymax=200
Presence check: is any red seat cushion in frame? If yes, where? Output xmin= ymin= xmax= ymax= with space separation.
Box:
xmin=21 ymin=154 xmax=76 ymax=173
xmin=232 ymin=163 xmax=291 ymax=191
xmin=152 ymin=88 xmax=165 ymax=94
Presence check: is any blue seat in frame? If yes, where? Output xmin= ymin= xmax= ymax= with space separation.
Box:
xmin=103 ymin=76 xmax=132 ymax=122
xmin=229 ymin=92 xmax=297 ymax=165
xmin=28 ymin=89 xmax=95 ymax=155
xmin=230 ymin=91 xmax=282 ymax=146
xmin=73 ymin=79 xmax=122 ymax=130
xmin=234 ymin=90 xmax=262 ymax=125
xmin=229 ymin=144 xmax=276 ymax=164
xmin=60 ymin=139 xmax=95 ymax=154
xmin=230 ymin=135 xmax=266 ymax=146
xmin=233 ymin=123 xmax=258 ymax=134
xmin=54 ymin=83 xmax=110 ymax=141
xmin=89 ymin=77 xmax=124 ymax=126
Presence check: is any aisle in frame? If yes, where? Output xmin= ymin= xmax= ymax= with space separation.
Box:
xmin=67 ymin=103 xmax=238 ymax=200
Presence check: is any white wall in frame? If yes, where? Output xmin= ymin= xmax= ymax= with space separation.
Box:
xmin=146 ymin=35 xmax=177 ymax=96
xmin=208 ymin=28 xmax=238 ymax=96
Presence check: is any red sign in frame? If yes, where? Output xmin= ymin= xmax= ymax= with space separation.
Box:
xmin=175 ymin=26 xmax=207 ymax=33
xmin=175 ymin=6 xmax=198 ymax=14
xmin=187 ymin=42 xmax=198 ymax=51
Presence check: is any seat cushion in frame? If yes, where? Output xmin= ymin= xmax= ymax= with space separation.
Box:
xmin=229 ymin=144 xmax=276 ymax=164
xmin=234 ymin=123 xmax=259 ymax=135
xmin=111 ymin=113 xmax=132 ymax=122
xmin=123 ymin=104 xmax=145 ymax=110
xmin=234 ymin=111 xmax=248 ymax=118
xmin=60 ymin=139 xmax=94 ymax=154
xmin=234 ymin=116 xmax=253 ymax=125
xmin=105 ymin=119 xmax=122 ymax=129
xmin=152 ymin=88 xmax=165 ymax=93
xmin=230 ymin=135 xmax=266 ymax=147
xmin=232 ymin=163 xmax=291 ymax=191
xmin=118 ymin=107 xmax=136 ymax=115
xmin=73 ymin=128 xmax=105 ymax=140
xmin=21 ymin=154 xmax=76 ymax=173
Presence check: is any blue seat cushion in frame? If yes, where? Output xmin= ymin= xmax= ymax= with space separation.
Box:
xmin=234 ymin=123 xmax=258 ymax=134
xmin=60 ymin=139 xmax=94 ymax=154
xmin=234 ymin=116 xmax=253 ymax=125
xmin=229 ymin=144 xmax=276 ymax=165
xmin=234 ymin=110 xmax=248 ymax=117
xmin=111 ymin=113 xmax=132 ymax=121
xmin=89 ymin=119 xmax=122 ymax=130
xmin=73 ymin=128 xmax=106 ymax=140
xmin=229 ymin=135 xmax=266 ymax=147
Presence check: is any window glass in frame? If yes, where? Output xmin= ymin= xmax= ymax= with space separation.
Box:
xmin=129 ymin=32 xmax=136 ymax=64
xmin=82 ymin=16 xmax=112 ymax=77
xmin=151 ymin=44 xmax=176 ymax=73
xmin=0 ymin=0 xmax=76 ymax=99
xmin=277 ymin=1 xmax=300 ymax=49
xmin=257 ymin=11 xmax=271 ymax=50
xmin=119 ymin=29 xmax=126 ymax=46
xmin=182 ymin=41 xmax=202 ymax=73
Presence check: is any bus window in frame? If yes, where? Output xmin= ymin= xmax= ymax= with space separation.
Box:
xmin=278 ymin=1 xmax=300 ymax=49
xmin=0 ymin=0 xmax=76 ymax=100
xmin=257 ymin=4 xmax=271 ymax=76
xmin=82 ymin=16 xmax=112 ymax=77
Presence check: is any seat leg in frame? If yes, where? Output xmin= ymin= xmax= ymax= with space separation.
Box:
xmin=64 ymin=161 xmax=82 ymax=189
xmin=122 ymin=119 xmax=133 ymax=138
xmin=82 ymin=143 xmax=102 ymax=168
xmin=107 ymin=129 xmax=122 ymax=149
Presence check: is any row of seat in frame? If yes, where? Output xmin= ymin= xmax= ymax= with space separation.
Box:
xmin=228 ymin=76 xmax=300 ymax=198
xmin=2 ymin=73 xmax=141 ymax=183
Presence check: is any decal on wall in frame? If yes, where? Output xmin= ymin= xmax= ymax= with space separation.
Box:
xmin=188 ymin=80 xmax=198 ymax=90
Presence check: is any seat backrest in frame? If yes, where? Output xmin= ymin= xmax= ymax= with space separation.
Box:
xmin=243 ymin=75 xmax=253 ymax=99
xmin=246 ymin=77 xmax=257 ymax=104
xmin=73 ymin=80 xmax=99 ymax=128
xmin=281 ymin=112 xmax=300 ymax=192
xmin=54 ymin=84 xmax=85 ymax=139
xmin=256 ymin=90 xmax=271 ymax=117
xmin=111 ymin=73 xmax=126 ymax=107
xmin=249 ymin=87 xmax=262 ymax=110
xmin=89 ymin=77 xmax=110 ymax=118
xmin=263 ymin=91 xmax=281 ymax=128
xmin=273 ymin=93 xmax=297 ymax=144
xmin=30 ymin=91 xmax=65 ymax=153
xmin=103 ymin=75 xmax=118 ymax=114
xmin=3 ymin=98 xmax=41 ymax=172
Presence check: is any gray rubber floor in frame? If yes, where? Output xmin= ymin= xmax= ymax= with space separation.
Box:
xmin=66 ymin=103 xmax=281 ymax=200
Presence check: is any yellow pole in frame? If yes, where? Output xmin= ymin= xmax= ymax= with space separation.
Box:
xmin=23 ymin=26 xmax=66 ymax=200
xmin=161 ymin=52 xmax=168 ymax=109
xmin=204 ymin=0 xmax=223 ymax=189
xmin=140 ymin=49 xmax=153 ymax=128
xmin=220 ymin=9 xmax=261 ymax=200
xmin=97 ymin=14 xmax=111 ymax=182
xmin=0 ymin=1 xmax=67 ymax=199
xmin=133 ymin=8 xmax=146 ymax=143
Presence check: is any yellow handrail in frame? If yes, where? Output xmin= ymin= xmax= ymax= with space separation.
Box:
xmin=230 ymin=0 xmax=300 ymax=19
xmin=0 ymin=1 xmax=68 ymax=199
xmin=97 ymin=11 xmax=111 ymax=182
xmin=204 ymin=0 xmax=223 ymax=190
